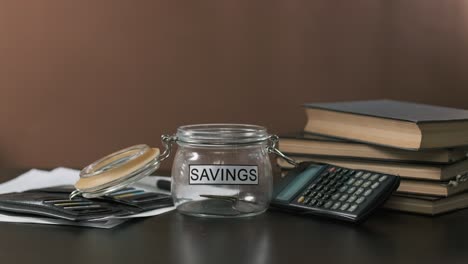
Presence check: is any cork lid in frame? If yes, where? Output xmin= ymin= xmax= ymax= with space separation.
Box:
xmin=70 ymin=144 xmax=161 ymax=198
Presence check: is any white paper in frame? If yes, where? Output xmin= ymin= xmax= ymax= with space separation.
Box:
xmin=0 ymin=213 xmax=126 ymax=229
xmin=0 ymin=169 xmax=50 ymax=194
xmin=0 ymin=168 xmax=175 ymax=228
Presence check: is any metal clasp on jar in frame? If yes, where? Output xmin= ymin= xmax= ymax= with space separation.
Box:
xmin=267 ymin=135 xmax=298 ymax=167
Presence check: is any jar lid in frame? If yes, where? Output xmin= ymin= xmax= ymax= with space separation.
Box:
xmin=176 ymin=124 xmax=270 ymax=145
xmin=70 ymin=144 xmax=163 ymax=199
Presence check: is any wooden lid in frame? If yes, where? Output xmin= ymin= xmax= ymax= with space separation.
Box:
xmin=75 ymin=145 xmax=160 ymax=192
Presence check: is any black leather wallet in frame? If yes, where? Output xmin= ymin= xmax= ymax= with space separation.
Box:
xmin=0 ymin=186 xmax=173 ymax=221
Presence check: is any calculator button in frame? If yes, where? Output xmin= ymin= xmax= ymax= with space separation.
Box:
xmin=297 ymin=196 xmax=305 ymax=203
xmin=332 ymin=202 xmax=341 ymax=210
xmin=321 ymin=172 xmax=330 ymax=177
xmin=339 ymin=186 xmax=348 ymax=192
xmin=316 ymin=201 xmax=324 ymax=207
xmin=346 ymin=178 xmax=355 ymax=185
xmin=355 ymin=171 xmax=363 ymax=177
xmin=328 ymin=167 xmax=336 ymax=173
xmin=309 ymin=199 xmax=318 ymax=206
xmin=323 ymin=194 xmax=331 ymax=200
xmin=315 ymin=192 xmax=324 ymax=199
xmin=329 ymin=188 xmax=337 ymax=194
xmin=304 ymin=198 xmax=311 ymax=204
xmin=371 ymin=182 xmax=380 ymax=189
xmin=308 ymin=184 xmax=317 ymax=190
xmin=322 ymin=179 xmax=330 ymax=185
xmin=347 ymin=195 xmax=357 ymax=203
xmin=347 ymin=187 xmax=357 ymax=194
xmin=353 ymin=180 xmax=363 ymax=187
xmin=355 ymin=188 xmax=364 ymax=195
xmin=304 ymin=190 xmax=312 ymax=196
xmin=339 ymin=194 xmax=349 ymax=201
xmin=323 ymin=186 xmax=330 ymax=192
xmin=335 ymin=182 xmax=343 ymax=188
xmin=331 ymin=193 xmax=340 ymax=200
xmin=340 ymin=203 xmax=350 ymax=211
xmin=356 ymin=197 xmax=366 ymax=204
xmin=324 ymin=201 xmax=333 ymax=208
xmin=364 ymin=189 xmax=373 ymax=196
xmin=379 ymin=175 xmax=388 ymax=182
xmin=370 ymin=174 xmax=380 ymax=181
xmin=362 ymin=181 xmax=372 ymax=188
xmin=316 ymin=185 xmax=323 ymax=191
xmin=362 ymin=173 xmax=371 ymax=180
xmin=348 ymin=204 xmax=358 ymax=212
xmin=335 ymin=168 xmax=342 ymax=173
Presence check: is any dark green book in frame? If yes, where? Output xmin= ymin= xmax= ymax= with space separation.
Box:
xmin=304 ymin=100 xmax=468 ymax=150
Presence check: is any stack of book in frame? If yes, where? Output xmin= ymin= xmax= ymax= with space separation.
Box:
xmin=278 ymin=100 xmax=468 ymax=215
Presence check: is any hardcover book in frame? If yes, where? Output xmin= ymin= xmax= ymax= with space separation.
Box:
xmin=384 ymin=192 xmax=468 ymax=215
xmin=304 ymin=100 xmax=468 ymax=150
xmin=279 ymin=133 xmax=466 ymax=164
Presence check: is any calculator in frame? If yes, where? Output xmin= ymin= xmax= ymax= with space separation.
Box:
xmin=271 ymin=162 xmax=400 ymax=223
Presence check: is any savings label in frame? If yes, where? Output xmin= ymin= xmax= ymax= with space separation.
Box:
xmin=189 ymin=165 xmax=258 ymax=185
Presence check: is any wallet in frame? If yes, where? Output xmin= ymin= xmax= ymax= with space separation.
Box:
xmin=0 ymin=186 xmax=173 ymax=221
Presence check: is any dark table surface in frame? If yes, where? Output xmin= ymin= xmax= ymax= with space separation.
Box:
xmin=0 ymin=169 xmax=467 ymax=264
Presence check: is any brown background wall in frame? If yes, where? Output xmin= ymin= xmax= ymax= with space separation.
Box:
xmin=1 ymin=1 xmax=468 ymax=170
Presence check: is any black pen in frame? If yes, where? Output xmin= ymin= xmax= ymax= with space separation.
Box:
xmin=156 ymin=179 xmax=171 ymax=192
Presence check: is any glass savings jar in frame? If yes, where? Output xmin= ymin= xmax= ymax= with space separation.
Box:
xmin=172 ymin=124 xmax=275 ymax=217
xmin=69 ymin=124 xmax=297 ymax=218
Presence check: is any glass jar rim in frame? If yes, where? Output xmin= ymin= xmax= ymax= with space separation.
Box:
xmin=176 ymin=123 xmax=270 ymax=145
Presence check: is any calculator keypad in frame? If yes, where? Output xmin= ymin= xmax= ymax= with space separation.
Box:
xmin=293 ymin=166 xmax=391 ymax=216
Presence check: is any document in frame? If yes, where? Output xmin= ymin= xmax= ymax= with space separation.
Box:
xmin=0 ymin=168 xmax=175 ymax=228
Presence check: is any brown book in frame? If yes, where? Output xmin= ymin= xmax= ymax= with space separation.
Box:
xmin=304 ymin=100 xmax=468 ymax=150
xmin=397 ymin=177 xmax=468 ymax=197
xmin=384 ymin=193 xmax=468 ymax=215
xmin=279 ymin=133 xmax=466 ymax=164
xmin=276 ymin=156 xmax=468 ymax=181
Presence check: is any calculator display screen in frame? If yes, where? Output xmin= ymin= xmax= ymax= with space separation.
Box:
xmin=275 ymin=165 xmax=324 ymax=202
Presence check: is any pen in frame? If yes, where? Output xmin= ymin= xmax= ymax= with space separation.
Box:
xmin=156 ymin=179 xmax=171 ymax=192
